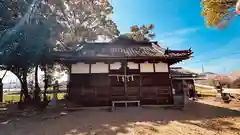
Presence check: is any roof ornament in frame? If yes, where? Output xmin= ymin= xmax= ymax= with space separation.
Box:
xmin=164 ymin=47 xmax=169 ymax=55
xmin=188 ymin=47 xmax=192 ymax=53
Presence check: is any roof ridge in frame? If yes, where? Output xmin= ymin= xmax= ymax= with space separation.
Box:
xmin=152 ymin=43 xmax=165 ymax=54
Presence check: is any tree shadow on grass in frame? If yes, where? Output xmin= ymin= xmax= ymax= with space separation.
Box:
xmin=0 ymin=101 xmax=239 ymax=135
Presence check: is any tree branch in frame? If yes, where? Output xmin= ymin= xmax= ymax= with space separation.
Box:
xmin=1 ymin=70 xmax=7 ymax=79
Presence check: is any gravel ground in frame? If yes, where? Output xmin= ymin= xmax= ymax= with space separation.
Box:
xmin=0 ymin=99 xmax=239 ymax=135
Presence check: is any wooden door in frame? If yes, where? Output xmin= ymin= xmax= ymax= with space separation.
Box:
xmin=109 ymin=75 xmax=126 ymax=100
xmin=126 ymin=75 xmax=140 ymax=100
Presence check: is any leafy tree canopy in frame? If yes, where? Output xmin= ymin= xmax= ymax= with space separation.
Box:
xmin=127 ymin=24 xmax=155 ymax=41
xmin=201 ymin=0 xmax=238 ymax=29
xmin=0 ymin=0 xmax=120 ymax=103
xmin=0 ymin=0 xmax=120 ymax=65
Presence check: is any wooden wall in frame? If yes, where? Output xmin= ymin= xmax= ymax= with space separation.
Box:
xmin=68 ymin=62 xmax=173 ymax=106
xmin=172 ymin=79 xmax=195 ymax=95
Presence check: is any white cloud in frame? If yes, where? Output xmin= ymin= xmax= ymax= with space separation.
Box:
xmin=180 ymin=54 xmax=240 ymax=74
xmin=159 ymin=37 xmax=187 ymax=48
xmin=158 ymin=27 xmax=199 ymax=49
xmin=191 ymin=38 xmax=240 ymax=62
xmin=177 ymin=37 xmax=240 ymax=73
xmin=204 ymin=56 xmax=240 ymax=73
xmin=161 ymin=27 xmax=199 ymax=38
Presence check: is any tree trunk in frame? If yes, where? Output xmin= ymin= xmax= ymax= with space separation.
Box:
xmin=18 ymin=78 xmax=24 ymax=102
xmin=18 ymin=82 xmax=24 ymax=110
xmin=22 ymin=69 xmax=30 ymax=103
xmin=0 ymin=78 xmax=3 ymax=102
xmin=0 ymin=70 xmax=7 ymax=102
xmin=1 ymin=70 xmax=7 ymax=79
xmin=5 ymin=68 xmax=30 ymax=107
xmin=7 ymin=70 xmax=23 ymax=103
xmin=13 ymin=71 xmax=29 ymax=103
xmin=34 ymin=65 xmax=41 ymax=102
xmin=20 ymin=88 xmax=23 ymax=102
xmin=43 ymin=65 xmax=48 ymax=102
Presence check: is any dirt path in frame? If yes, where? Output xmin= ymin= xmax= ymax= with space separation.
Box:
xmin=0 ymin=99 xmax=239 ymax=135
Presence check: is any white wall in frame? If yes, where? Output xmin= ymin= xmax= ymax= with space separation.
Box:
xmin=140 ymin=62 xmax=168 ymax=73
xmin=110 ymin=62 xmax=121 ymax=70
xmin=91 ymin=63 xmax=109 ymax=73
xmin=155 ymin=62 xmax=168 ymax=72
xmin=71 ymin=62 xmax=169 ymax=73
xmin=140 ymin=62 xmax=154 ymax=72
xmin=71 ymin=62 xmax=109 ymax=73
xmin=127 ymin=62 xmax=139 ymax=69
xmin=71 ymin=63 xmax=89 ymax=74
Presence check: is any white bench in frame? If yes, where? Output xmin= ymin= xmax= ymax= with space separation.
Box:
xmin=111 ymin=100 xmax=140 ymax=110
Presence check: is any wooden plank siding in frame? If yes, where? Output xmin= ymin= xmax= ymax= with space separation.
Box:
xmin=68 ymin=72 xmax=173 ymax=106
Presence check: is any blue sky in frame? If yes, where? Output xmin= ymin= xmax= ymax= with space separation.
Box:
xmin=1 ymin=0 xmax=240 ymax=83
xmin=111 ymin=0 xmax=240 ymax=73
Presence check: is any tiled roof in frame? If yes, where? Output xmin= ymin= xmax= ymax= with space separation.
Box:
xmin=170 ymin=67 xmax=206 ymax=79
xmin=53 ymin=37 xmax=193 ymax=64
xmin=170 ymin=67 xmax=198 ymax=76
xmin=57 ymin=42 xmax=192 ymax=58
xmin=79 ymin=43 xmax=164 ymax=57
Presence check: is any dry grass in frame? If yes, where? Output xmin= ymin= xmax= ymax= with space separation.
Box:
xmin=0 ymin=99 xmax=239 ymax=135
xmin=3 ymin=93 xmax=66 ymax=103
xmin=195 ymin=87 xmax=217 ymax=96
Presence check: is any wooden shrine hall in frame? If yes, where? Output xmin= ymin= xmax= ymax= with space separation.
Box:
xmin=55 ymin=36 xmax=193 ymax=107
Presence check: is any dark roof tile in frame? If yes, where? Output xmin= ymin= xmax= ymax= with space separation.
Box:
xmin=53 ymin=37 xmax=193 ymax=64
xmin=77 ymin=43 xmax=168 ymax=57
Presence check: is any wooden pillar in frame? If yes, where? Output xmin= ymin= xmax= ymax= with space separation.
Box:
xmin=181 ymin=79 xmax=185 ymax=106
xmin=138 ymin=64 xmax=141 ymax=98
xmin=124 ymin=61 xmax=128 ymax=99
xmin=168 ymin=64 xmax=173 ymax=104
xmin=182 ymin=79 xmax=189 ymax=106
xmin=0 ymin=78 xmax=3 ymax=102
xmin=193 ymin=79 xmax=197 ymax=99
xmin=108 ymin=63 xmax=112 ymax=101
xmin=67 ymin=64 xmax=72 ymax=98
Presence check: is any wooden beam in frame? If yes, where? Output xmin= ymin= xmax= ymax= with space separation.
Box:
xmin=89 ymin=64 xmax=91 ymax=73
xmin=0 ymin=79 xmax=2 ymax=102
xmin=153 ymin=63 xmax=156 ymax=72
xmin=168 ymin=63 xmax=173 ymax=103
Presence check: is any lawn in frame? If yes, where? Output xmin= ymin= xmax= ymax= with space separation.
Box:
xmin=3 ymin=93 xmax=66 ymax=103
xmin=3 ymin=86 xmax=216 ymax=103
xmin=195 ymin=86 xmax=217 ymax=96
